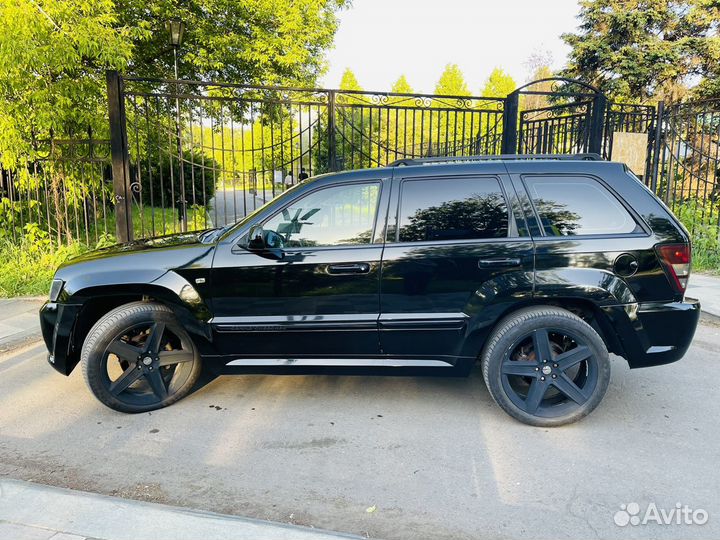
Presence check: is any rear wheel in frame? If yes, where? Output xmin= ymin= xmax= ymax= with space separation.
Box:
xmin=481 ymin=306 xmax=610 ymax=427
xmin=81 ymin=302 xmax=202 ymax=413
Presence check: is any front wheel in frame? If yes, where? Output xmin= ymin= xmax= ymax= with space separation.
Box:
xmin=481 ymin=306 xmax=611 ymax=427
xmin=81 ymin=302 xmax=202 ymax=413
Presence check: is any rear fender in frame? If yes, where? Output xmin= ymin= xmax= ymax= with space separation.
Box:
xmin=458 ymin=268 xmax=634 ymax=360
xmin=534 ymin=267 xmax=637 ymax=305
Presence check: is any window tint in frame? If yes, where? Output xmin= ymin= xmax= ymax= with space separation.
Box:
xmin=525 ymin=176 xmax=638 ymax=236
xmin=263 ymin=183 xmax=380 ymax=247
xmin=397 ymin=177 xmax=509 ymax=242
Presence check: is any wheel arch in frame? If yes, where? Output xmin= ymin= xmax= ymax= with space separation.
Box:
xmin=462 ymin=297 xmax=627 ymax=362
xmin=66 ymin=281 xmax=214 ymax=376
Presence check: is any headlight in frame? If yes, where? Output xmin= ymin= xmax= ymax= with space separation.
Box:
xmin=49 ymin=279 xmax=64 ymax=302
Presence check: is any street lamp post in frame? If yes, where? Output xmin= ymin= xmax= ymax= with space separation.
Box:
xmin=166 ymin=19 xmax=187 ymax=231
xmin=166 ymin=19 xmax=185 ymax=79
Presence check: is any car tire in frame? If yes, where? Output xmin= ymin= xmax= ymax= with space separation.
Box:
xmin=481 ymin=306 xmax=610 ymax=427
xmin=81 ymin=301 xmax=202 ymax=413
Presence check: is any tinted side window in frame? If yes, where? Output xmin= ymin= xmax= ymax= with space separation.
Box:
xmin=525 ymin=176 xmax=639 ymax=236
xmin=397 ymin=177 xmax=509 ymax=242
xmin=263 ymin=182 xmax=380 ymax=247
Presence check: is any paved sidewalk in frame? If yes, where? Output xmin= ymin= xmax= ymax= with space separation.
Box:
xmin=0 ymin=297 xmax=45 ymax=353
xmin=0 ymin=479 xmax=362 ymax=540
xmin=687 ymin=273 xmax=720 ymax=319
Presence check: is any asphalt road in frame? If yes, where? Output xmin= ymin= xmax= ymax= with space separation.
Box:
xmin=1 ymin=322 xmax=719 ymax=540
xmin=209 ymin=189 xmax=276 ymax=227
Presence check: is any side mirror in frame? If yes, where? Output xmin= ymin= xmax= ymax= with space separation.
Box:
xmin=247 ymin=225 xmax=266 ymax=250
xmin=245 ymin=224 xmax=284 ymax=260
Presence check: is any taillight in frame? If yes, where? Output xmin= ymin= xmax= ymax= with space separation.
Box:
xmin=656 ymin=243 xmax=691 ymax=293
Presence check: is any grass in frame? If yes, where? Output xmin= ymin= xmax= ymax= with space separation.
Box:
xmin=0 ymin=239 xmax=87 ymax=297
xmin=690 ymin=233 xmax=720 ymax=275
xmin=0 ymin=206 xmax=211 ymax=298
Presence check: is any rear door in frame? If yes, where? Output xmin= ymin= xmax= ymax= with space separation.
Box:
xmin=378 ymin=167 xmax=534 ymax=361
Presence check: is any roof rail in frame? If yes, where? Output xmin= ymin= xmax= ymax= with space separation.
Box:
xmin=387 ymin=153 xmax=604 ymax=167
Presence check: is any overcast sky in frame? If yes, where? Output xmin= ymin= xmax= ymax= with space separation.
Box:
xmin=320 ymin=0 xmax=582 ymax=94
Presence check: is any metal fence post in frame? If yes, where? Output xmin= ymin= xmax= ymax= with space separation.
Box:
xmin=327 ymin=90 xmax=337 ymax=171
xmin=501 ymin=91 xmax=519 ymax=154
xmin=106 ymin=70 xmax=133 ymax=243
xmin=589 ymin=93 xmax=607 ymax=155
xmin=174 ymin=77 xmax=187 ymax=232
xmin=649 ymin=100 xmax=665 ymax=194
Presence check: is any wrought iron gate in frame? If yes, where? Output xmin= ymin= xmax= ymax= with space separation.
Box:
xmin=501 ymin=78 xmax=608 ymax=155
xmin=106 ymin=73 xmax=656 ymax=243
xmin=107 ymin=72 xmax=506 ymax=241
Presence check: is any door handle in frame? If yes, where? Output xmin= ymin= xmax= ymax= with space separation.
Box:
xmin=478 ymin=257 xmax=522 ymax=268
xmin=327 ymin=263 xmax=371 ymax=275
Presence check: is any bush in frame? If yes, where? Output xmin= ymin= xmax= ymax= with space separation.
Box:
xmin=0 ymin=225 xmax=89 ymax=297
xmin=671 ymin=199 xmax=720 ymax=274
xmin=133 ymin=149 xmax=219 ymax=210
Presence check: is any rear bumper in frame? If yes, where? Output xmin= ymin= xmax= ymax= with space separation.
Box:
xmin=602 ymin=298 xmax=700 ymax=368
xmin=40 ymin=301 xmax=82 ymax=375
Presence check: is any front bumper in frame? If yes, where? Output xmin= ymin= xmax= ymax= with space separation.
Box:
xmin=40 ymin=301 xmax=82 ymax=375
xmin=602 ymin=297 xmax=700 ymax=368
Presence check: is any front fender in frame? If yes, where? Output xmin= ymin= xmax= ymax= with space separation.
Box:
xmin=45 ymin=271 xmax=215 ymax=376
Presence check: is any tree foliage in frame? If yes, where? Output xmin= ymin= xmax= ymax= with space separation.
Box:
xmin=339 ymin=68 xmax=363 ymax=92
xmin=561 ymin=0 xmax=720 ymax=101
xmin=0 ymin=0 xmax=349 ymax=166
xmin=391 ymin=75 xmax=413 ymax=95
xmin=480 ymin=68 xmax=516 ymax=98
xmin=434 ymin=64 xmax=470 ymax=96
xmin=119 ymin=0 xmax=349 ymax=87
xmin=0 ymin=0 xmax=137 ymax=167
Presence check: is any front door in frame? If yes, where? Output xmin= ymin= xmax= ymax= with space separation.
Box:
xmin=210 ymin=180 xmax=387 ymax=360
xmin=379 ymin=171 xmax=534 ymax=362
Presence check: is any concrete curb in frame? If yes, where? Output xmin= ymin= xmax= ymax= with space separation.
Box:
xmin=0 ymin=298 xmax=45 ymax=355
xmin=0 ymin=479 xmax=364 ymax=540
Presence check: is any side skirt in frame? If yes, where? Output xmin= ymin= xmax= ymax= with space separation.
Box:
xmin=202 ymin=355 xmax=477 ymax=377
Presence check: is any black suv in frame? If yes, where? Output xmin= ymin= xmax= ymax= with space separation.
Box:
xmin=40 ymin=155 xmax=700 ymax=426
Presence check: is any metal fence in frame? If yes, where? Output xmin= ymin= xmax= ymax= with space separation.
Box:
xmin=3 ymin=74 xmax=720 ymax=248
xmin=650 ymin=100 xmax=720 ymax=239
xmin=0 ymin=130 xmax=113 ymax=246
xmin=113 ymin=74 xmax=506 ymax=239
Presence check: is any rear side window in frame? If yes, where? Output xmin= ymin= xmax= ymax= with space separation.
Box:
xmin=524 ymin=176 xmax=639 ymax=236
xmin=397 ymin=177 xmax=509 ymax=242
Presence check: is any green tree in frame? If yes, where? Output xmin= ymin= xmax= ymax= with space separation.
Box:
xmin=119 ymin=0 xmax=349 ymax=87
xmin=434 ymin=64 xmax=471 ymax=96
xmin=480 ymin=68 xmax=516 ymax=98
xmin=391 ymin=75 xmax=413 ymax=95
xmin=339 ymin=68 xmax=363 ymax=92
xmin=561 ymin=0 xmax=720 ymax=101
xmin=430 ymin=64 xmax=471 ymax=156
xmin=0 ymin=0 xmax=350 ymax=165
xmin=0 ymin=0 xmax=136 ymax=167
xmin=389 ymin=75 xmax=415 ymax=159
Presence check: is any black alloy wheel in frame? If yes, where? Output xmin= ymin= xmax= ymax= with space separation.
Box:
xmin=81 ymin=302 xmax=202 ymax=413
xmin=482 ymin=306 xmax=611 ymax=426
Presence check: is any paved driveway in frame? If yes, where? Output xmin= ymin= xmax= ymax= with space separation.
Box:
xmin=1 ymin=323 xmax=718 ymax=540
xmin=208 ymin=189 xmax=275 ymax=227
